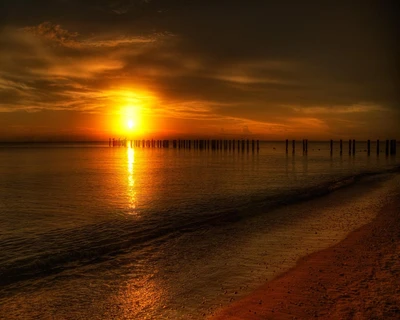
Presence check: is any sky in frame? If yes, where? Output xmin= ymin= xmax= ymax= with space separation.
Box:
xmin=0 ymin=0 xmax=399 ymax=141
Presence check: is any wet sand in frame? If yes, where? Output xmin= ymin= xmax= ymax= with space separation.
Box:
xmin=210 ymin=193 xmax=400 ymax=319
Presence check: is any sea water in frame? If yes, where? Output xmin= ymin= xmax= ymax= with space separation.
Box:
xmin=0 ymin=141 xmax=399 ymax=319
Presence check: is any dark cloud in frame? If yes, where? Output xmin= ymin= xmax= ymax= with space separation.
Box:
xmin=0 ymin=0 xmax=399 ymax=139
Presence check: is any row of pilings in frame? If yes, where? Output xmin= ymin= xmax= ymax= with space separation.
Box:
xmin=109 ymin=139 xmax=260 ymax=152
xmin=285 ymin=139 xmax=397 ymax=155
xmin=109 ymin=138 xmax=397 ymax=155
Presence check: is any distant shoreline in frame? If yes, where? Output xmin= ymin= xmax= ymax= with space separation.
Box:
xmin=0 ymin=139 xmax=398 ymax=143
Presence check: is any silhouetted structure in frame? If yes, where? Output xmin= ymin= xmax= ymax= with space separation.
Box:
xmin=107 ymin=138 xmax=397 ymax=157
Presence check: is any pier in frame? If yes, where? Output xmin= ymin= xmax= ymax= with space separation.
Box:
xmin=108 ymin=138 xmax=398 ymax=156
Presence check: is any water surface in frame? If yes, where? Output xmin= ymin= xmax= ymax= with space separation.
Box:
xmin=0 ymin=141 xmax=399 ymax=319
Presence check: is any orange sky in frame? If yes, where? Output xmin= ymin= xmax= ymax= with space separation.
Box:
xmin=0 ymin=1 xmax=399 ymax=141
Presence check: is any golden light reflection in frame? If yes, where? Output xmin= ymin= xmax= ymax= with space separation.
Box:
xmin=116 ymin=273 xmax=164 ymax=319
xmin=127 ymin=146 xmax=137 ymax=214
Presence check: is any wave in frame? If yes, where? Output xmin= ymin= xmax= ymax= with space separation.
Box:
xmin=1 ymin=166 xmax=399 ymax=287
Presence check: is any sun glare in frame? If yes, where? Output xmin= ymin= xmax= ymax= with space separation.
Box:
xmin=108 ymin=88 xmax=159 ymax=137
xmin=127 ymin=119 xmax=135 ymax=129
xmin=123 ymin=106 xmax=141 ymax=134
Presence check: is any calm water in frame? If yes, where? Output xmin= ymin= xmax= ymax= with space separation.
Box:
xmin=0 ymin=141 xmax=399 ymax=319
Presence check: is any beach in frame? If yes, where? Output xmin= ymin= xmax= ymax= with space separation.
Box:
xmin=210 ymin=178 xmax=400 ymax=319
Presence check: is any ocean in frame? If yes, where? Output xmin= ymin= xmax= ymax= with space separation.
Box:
xmin=0 ymin=141 xmax=399 ymax=319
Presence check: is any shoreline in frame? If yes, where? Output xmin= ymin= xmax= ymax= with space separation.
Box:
xmin=210 ymin=183 xmax=400 ymax=319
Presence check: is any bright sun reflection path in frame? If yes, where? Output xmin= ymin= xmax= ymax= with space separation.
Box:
xmin=127 ymin=146 xmax=137 ymax=214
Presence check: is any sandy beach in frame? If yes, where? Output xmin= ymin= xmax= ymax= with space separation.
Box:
xmin=211 ymin=184 xmax=400 ymax=319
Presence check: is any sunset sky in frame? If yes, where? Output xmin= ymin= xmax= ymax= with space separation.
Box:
xmin=1 ymin=0 xmax=399 ymax=141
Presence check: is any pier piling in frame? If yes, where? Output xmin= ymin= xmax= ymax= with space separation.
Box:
xmin=390 ymin=139 xmax=397 ymax=155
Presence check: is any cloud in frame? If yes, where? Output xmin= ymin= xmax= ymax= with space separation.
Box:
xmin=23 ymin=22 xmax=79 ymax=46
xmin=0 ymin=1 xmax=399 ymax=139
xmin=292 ymin=104 xmax=387 ymax=115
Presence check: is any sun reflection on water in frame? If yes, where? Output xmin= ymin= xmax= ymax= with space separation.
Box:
xmin=127 ymin=146 xmax=137 ymax=214
xmin=114 ymin=273 xmax=167 ymax=319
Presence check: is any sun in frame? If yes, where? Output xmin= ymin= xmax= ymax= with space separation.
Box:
xmin=127 ymin=119 xmax=135 ymax=129
xmin=109 ymin=89 xmax=159 ymax=136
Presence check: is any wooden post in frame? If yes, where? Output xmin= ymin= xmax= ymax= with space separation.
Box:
xmin=330 ymin=139 xmax=333 ymax=155
xmin=306 ymin=139 xmax=308 ymax=154
xmin=340 ymin=139 xmax=343 ymax=156
xmin=390 ymin=139 xmax=396 ymax=155
xmin=286 ymin=139 xmax=289 ymax=154
xmin=376 ymin=139 xmax=379 ymax=155
xmin=367 ymin=140 xmax=370 ymax=156
xmin=352 ymin=139 xmax=356 ymax=155
xmin=246 ymin=139 xmax=249 ymax=152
